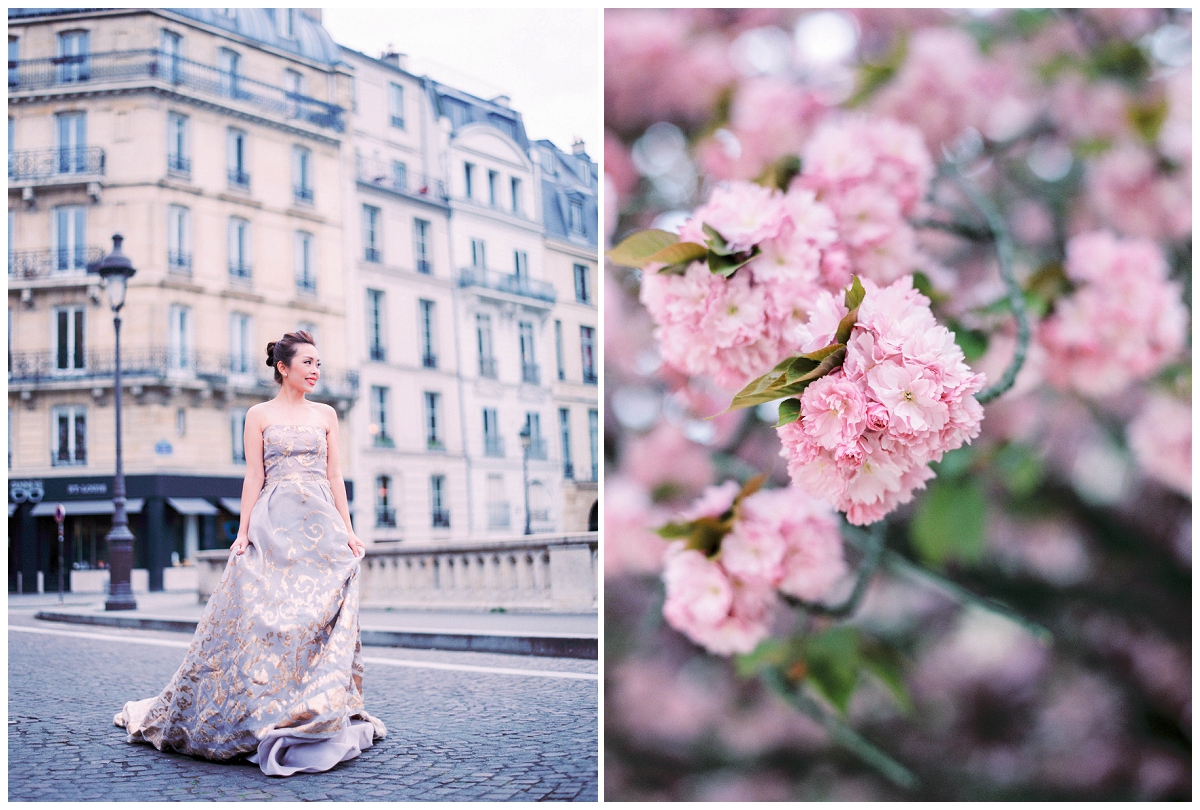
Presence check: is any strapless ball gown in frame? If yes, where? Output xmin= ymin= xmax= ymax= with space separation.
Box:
xmin=114 ymin=424 xmax=387 ymax=776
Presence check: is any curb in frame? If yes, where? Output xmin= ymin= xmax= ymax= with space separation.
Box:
xmin=32 ymin=610 xmax=599 ymax=660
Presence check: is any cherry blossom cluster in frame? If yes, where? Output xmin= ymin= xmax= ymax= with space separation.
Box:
xmin=661 ymin=482 xmax=847 ymax=656
xmin=778 ymin=276 xmax=986 ymax=525
xmin=639 ymin=116 xmax=934 ymax=390
xmin=1039 ymin=231 xmax=1187 ymax=397
xmin=1127 ymin=394 xmax=1192 ymax=498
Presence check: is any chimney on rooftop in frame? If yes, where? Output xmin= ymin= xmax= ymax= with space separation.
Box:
xmin=571 ymin=138 xmax=586 ymax=156
xmin=380 ymin=49 xmax=407 ymax=70
xmin=490 ymin=94 xmax=511 ymax=108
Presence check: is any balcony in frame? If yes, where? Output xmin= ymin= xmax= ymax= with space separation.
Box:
xmin=9 ymin=147 xmax=105 ymax=185
xmin=168 ymin=251 xmax=191 ymax=274
xmin=375 ymin=508 xmax=397 ymax=528
xmin=8 ymin=50 xmax=346 ymax=133
xmin=296 ymin=274 xmax=317 ymax=295
xmin=294 ymin=185 xmax=313 ymax=204
xmin=373 ymin=434 xmax=395 ymax=448
xmin=487 ymin=503 xmax=511 ymax=530
xmin=369 ymin=344 xmax=386 ymax=362
xmin=563 ymin=461 xmax=574 ymax=479
xmin=229 ymin=262 xmax=252 ymax=280
xmin=167 ymin=153 xmax=190 ymax=176
xmin=522 ymin=363 xmax=540 ymax=385
xmin=9 ymin=348 xmax=360 ymax=408
xmin=416 ymin=259 xmax=432 ymax=275
xmin=583 ymin=369 xmax=598 ymax=385
xmin=355 ymin=156 xmax=447 ymax=206
xmin=427 ymin=438 xmax=446 ymax=452
xmin=52 ymin=448 xmax=87 ymax=467
xmin=227 ymin=168 xmax=250 ymax=190
xmin=364 ymin=247 xmax=381 ymax=264
xmin=478 ymin=356 xmax=497 ymax=379
xmin=431 ymin=509 xmax=451 ymax=529
xmin=458 ymin=267 xmax=556 ymax=305
xmin=421 ymin=352 xmax=437 ymax=370
xmin=524 ymin=438 xmax=548 ymax=460
xmin=484 ymin=436 xmax=505 ymax=457
xmin=9 ymin=247 xmax=104 ymax=280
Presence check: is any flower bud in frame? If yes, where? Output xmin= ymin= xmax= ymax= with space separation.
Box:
xmin=865 ymin=402 xmax=890 ymax=431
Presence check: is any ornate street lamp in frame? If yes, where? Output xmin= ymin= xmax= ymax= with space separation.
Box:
xmin=519 ymin=423 xmax=532 ymax=536
xmin=90 ymin=234 xmax=137 ymax=610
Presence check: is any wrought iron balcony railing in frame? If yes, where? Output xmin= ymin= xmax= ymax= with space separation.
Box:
xmin=9 ymin=147 xmax=105 ymax=184
xmin=563 ymin=461 xmax=575 ymax=479
xmin=8 ymin=50 xmax=345 ymax=132
xmin=364 ymin=247 xmax=382 ymax=264
xmin=484 ymin=436 xmax=505 ymax=457
xmin=168 ymin=252 xmax=192 ymax=273
xmin=375 ymin=508 xmax=397 ymax=528
xmin=9 ymin=348 xmax=359 ymax=402
xmin=229 ymin=262 xmax=252 ymax=279
xmin=431 ymin=509 xmax=451 ymax=529
xmin=427 ymin=438 xmax=446 ymax=452
xmin=167 ymin=153 xmax=190 ymax=175
xmin=227 ymin=168 xmax=250 ymax=189
xmin=478 ymin=356 xmax=497 ymax=379
xmin=294 ymin=185 xmax=313 ymax=204
xmin=458 ymin=267 xmax=556 ymax=304
xmin=296 ymin=274 xmax=317 ymax=294
xmin=416 ymin=259 xmax=432 ymax=275
xmin=582 ymin=369 xmax=598 ymax=385
xmin=421 ymin=352 xmax=437 ymax=369
xmin=355 ymin=156 xmax=447 ymax=203
xmin=369 ymin=344 xmax=386 ymax=362
xmin=524 ymin=438 xmax=548 ymax=460
xmin=522 ymin=363 xmax=541 ymax=385
xmin=9 ymin=247 xmax=104 ymax=279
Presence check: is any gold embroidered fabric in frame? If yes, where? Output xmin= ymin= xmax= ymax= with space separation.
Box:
xmin=113 ymin=425 xmax=386 ymax=774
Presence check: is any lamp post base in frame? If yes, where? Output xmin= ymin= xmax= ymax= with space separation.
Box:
xmin=104 ymin=526 xmax=138 ymax=611
xmin=105 ymin=584 xmax=138 ymax=611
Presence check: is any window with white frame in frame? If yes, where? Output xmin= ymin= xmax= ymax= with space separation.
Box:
xmin=424 ymin=392 xmax=443 ymax=450
xmin=464 ymin=162 xmax=474 ymax=199
xmin=392 ymin=160 xmax=407 ymax=192
xmin=218 ymin=48 xmax=240 ymax=97
xmin=228 ymin=217 xmax=251 ymax=278
xmin=554 ymin=320 xmax=565 ymax=381
xmin=414 ymin=218 xmax=430 ymax=274
xmin=229 ymin=312 xmax=252 ymax=374
xmin=389 ymin=82 xmax=405 ymax=128
xmin=167 ymin=111 xmax=188 ymax=174
xmin=419 ymin=299 xmax=436 ymax=368
xmin=514 ymin=250 xmax=528 ymax=282
xmin=293 ymin=145 xmax=312 ymax=202
xmin=53 ymin=306 xmax=85 ymax=371
xmin=284 ymin=67 xmax=304 ymax=116
xmin=476 ymin=313 xmax=495 ymax=377
xmin=510 ymin=177 xmax=521 ymax=215
xmin=167 ymin=204 xmax=190 ymax=272
xmin=574 ymin=264 xmax=591 ymax=304
xmin=51 ymin=405 xmax=87 ymax=466
xmin=430 ymin=474 xmax=448 ymax=527
xmin=487 ymin=474 xmax=508 ymax=529
xmin=366 ymin=289 xmax=386 ymax=361
xmin=519 ymin=321 xmax=537 ymax=383
xmin=470 ymin=238 xmax=485 ymax=269
xmin=52 ymin=205 xmax=86 ymax=272
xmin=487 ymin=170 xmax=498 ymax=207
xmin=580 ymin=326 xmax=596 ymax=384
xmin=483 ymin=408 xmax=502 ymax=456
xmin=227 ymin=127 xmax=249 ymax=188
xmin=569 ymin=198 xmax=585 ymax=235
xmin=295 ymin=231 xmax=315 ymax=293
xmin=363 ymin=205 xmax=381 ymax=262
xmin=278 ymin=8 xmax=296 ymax=39
xmin=8 ymin=37 xmax=18 ymax=90
xmin=168 ymin=304 xmax=193 ymax=370
xmin=524 ymin=411 xmax=545 ymax=459
xmin=559 ymin=407 xmax=573 ymax=479
xmin=232 ymin=407 xmax=248 ymax=463
xmin=54 ymin=111 xmax=86 ymax=174
xmin=589 ymin=408 xmax=598 ymax=481
xmin=56 ymin=30 xmax=89 ymax=83
xmin=375 ymin=474 xmax=396 ymax=527
xmin=160 ymin=29 xmax=183 ymax=83
xmin=370 ymin=386 xmax=390 ymax=445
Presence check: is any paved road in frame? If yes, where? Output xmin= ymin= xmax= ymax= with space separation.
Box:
xmin=8 ymin=614 xmax=598 ymax=801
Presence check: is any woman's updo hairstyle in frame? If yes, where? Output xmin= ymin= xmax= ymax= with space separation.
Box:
xmin=265 ymin=330 xmax=316 ymax=384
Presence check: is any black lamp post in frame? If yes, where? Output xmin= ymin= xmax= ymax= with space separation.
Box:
xmin=91 ymin=234 xmax=137 ymax=611
xmin=519 ymin=423 xmax=532 ymax=536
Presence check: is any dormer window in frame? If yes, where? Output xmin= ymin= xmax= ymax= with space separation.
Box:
xmin=568 ymin=199 xmax=585 ymax=235
xmin=277 ymin=8 xmax=296 ymax=39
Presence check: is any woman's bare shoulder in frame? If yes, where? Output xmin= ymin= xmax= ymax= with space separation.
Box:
xmin=313 ymin=402 xmax=338 ymax=430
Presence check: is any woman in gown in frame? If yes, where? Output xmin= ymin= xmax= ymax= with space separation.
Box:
xmin=114 ymin=331 xmax=387 ymax=776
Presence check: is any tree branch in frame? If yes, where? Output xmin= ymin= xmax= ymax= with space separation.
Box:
xmin=784 ymin=520 xmax=886 ymax=618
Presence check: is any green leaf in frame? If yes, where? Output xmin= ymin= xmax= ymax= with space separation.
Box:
xmin=775 ymin=398 xmax=803 ymax=427
xmin=722 ymin=346 xmax=847 ymax=413
xmin=994 ymin=442 xmax=1043 ymax=498
xmin=951 ymin=324 xmax=989 ymax=363
xmin=702 ymin=223 xmax=732 ymax=255
xmin=645 ymin=240 xmax=708 ymax=269
xmin=859 ymin=643 xmax=913 ymax=714
xmin=1128 ymin=97 xmax=1169 ymax=144
xmin=785 ymin=343 xmax=845 ymax=383
xmin=606 ymin=229 xmax=680 ymax=269
xmin=844 ymin=276 xmax=866 ymax=311
xmin=932 ymin=446 xmax=978 ymax=480
xmin=755 ymin=154 xmax=802 ymax=192
xmin=685 ymin=515 xmax=733 ymax=557
xmin=910 ymin=476 xmax=988 ymax=567
xmin=735 ymin=638 xmax=789 ymax=678
xmin=802 ymin=627 xmax=862 ymax=715
xmin=655 ymin=522 xmax=693 ymax=539
xmin=835 ymin=306 xmax=859 ymax=345
xmin=708 ymin=246 xmax=760 ymax=277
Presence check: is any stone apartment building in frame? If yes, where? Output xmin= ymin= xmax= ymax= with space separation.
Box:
xmin=7 ymin=7 xmax=598 ymax=593
xmin=7 ymin=8 xmax=356 ymax=592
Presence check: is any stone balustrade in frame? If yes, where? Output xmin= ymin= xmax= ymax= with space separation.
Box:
xmin=195 ymin=532 xmax=598 ymax=612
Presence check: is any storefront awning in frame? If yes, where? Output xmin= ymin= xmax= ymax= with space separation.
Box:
xmin=218 ymin=497 xmax=242 ymax=515
xmin=29 ymin=499 xmax=145 ymax=517
xmin=167 ymin=497 xmax=219 ymax=516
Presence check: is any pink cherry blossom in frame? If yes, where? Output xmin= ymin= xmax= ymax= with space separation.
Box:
xmin=1040 ymin=231 xmax=1188 ymax=397
xmin=1127 ymin=394 xmax=1191 ymax=498
xmin=661 ymin=545 xmax=776 ymax=656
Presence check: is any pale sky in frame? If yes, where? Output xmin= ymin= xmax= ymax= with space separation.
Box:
xmin=322 ymin=8 xmax=600 ymax=155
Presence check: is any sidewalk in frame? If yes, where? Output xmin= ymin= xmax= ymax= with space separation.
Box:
xmin=11 ymin=592 xmax=598 ymax=659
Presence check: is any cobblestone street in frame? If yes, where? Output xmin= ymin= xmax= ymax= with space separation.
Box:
xmin=8 ymin=613 xmax=598 ymax=801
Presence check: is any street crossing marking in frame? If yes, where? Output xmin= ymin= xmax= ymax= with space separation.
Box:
xmin=9 ymin=625 xmax=598 ymax=682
